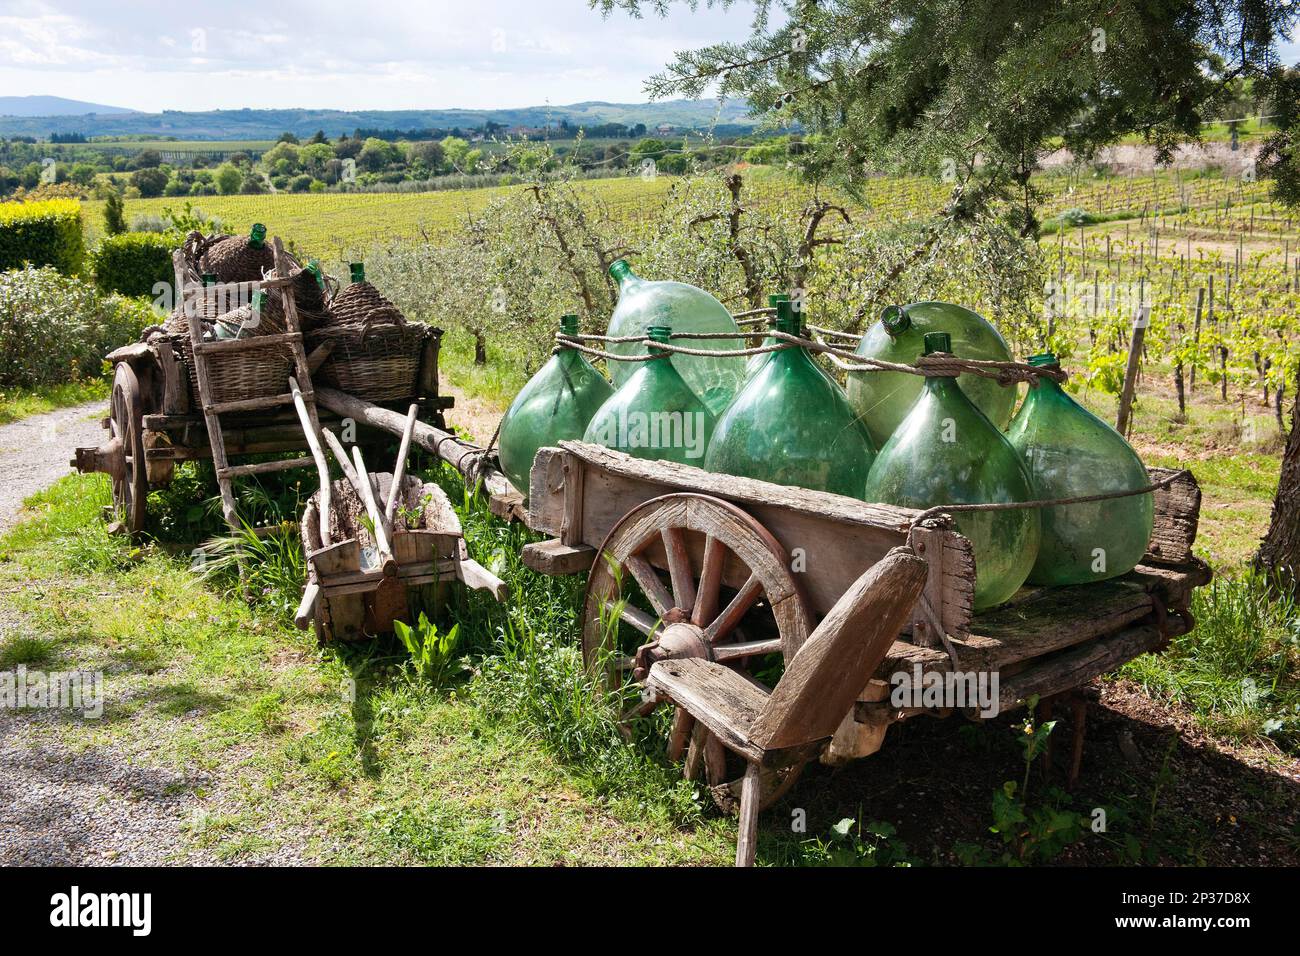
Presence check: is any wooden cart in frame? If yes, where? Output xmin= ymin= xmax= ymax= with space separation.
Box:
xmin=70 ymin=246 xmax=451 ymax=537
xmin=514 ymin=440 xmax=1209 ymax=862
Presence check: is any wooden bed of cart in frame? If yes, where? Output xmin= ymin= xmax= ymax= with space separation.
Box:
xmin=508 ymin=440 xmax=1208 ymax=863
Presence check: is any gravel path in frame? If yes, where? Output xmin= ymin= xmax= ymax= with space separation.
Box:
xmin=0 ymin=400 xmax=106 ymax=531
xmin=0 ymin=711 xmax=208 ymax=865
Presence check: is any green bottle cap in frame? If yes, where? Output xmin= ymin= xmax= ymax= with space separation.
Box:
xmin=767 ymin=293 xmax=789 ymax=309
xmin=881 ymin=305 xmax=911 ymax=336
xmin=202 ymin=273 xmax=218 ymax=286
xmin=249 ymin=223 xmax=266 ymax=249
xmin=1027 ymin=352 xmax=1058 ymax=367
xmin=609 ymin=259 xmax=634 ymax=282
xmin=646 ymin=324 xmax=672 ymax=344
xmin=922 ymin=331 xmax=952 ymax=356
xmin=306 ymin=260 xmax=325 ymax=290
xmin=349 ymin=262 xmax=365 ymax=284
xmin=559 ymin=314 xmax=579 ymax=336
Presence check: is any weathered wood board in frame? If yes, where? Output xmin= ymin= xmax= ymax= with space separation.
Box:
xmin=529 ymin=441 xmax=977 ymax=638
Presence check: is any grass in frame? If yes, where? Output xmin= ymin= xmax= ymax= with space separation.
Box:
xmin=1122 ymin=570 xmax=1300 ymax=751
xmin=0 ymin=444 xmax=1295 ymax=865
xmin=0 ymin=468 xmax=740 ymax=864
xmin=0 ymin=377 xmax=109 ymax=425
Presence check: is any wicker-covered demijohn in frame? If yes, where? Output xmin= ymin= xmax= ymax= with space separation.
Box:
xmin=311 ymin=277 xmax=429 ymax=403
xmin=199 ymin=223 xmax=275 ymax=284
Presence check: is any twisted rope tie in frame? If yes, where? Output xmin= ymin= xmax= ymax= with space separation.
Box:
xmin=554 ymin=330 xmax=1067 ymax=387
xmin=906 ymin=468 xmax=1187 ymax=534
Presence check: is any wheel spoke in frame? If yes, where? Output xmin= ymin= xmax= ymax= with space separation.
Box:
xmin=712 ymin=638 xmax=784 ymax=661
xmin=667 ymin=707 xmax=694 ymax=762
xmin=703 ymin=573 xmax=763 ymax=644
xmin=661 ymin=527 xmax=697 ymax=613
xmin=703 ymin=732 xmax=726 ymax=785
xmin=624 ymin=554 xmax=674 ymax=618
xmin=691 ymin=534 xmax=725 ymax=627
xmin=619 ymin=602 xmax=658 ymax=637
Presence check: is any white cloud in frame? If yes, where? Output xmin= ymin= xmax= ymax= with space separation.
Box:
xmin=0 ymin=0 xmax=762 ymax=109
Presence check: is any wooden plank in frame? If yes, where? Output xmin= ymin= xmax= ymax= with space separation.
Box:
xmin=416 ymin=327 xmax=443 ymax=399
xmin=208 ymin=392 xmax=294 ymax=414
xmin=908 ymin=525 xmax=945 ymax=647
xmin=756 ymin=548 xmax=927 ymax=755
xmin=535 ymin=442 xmax=974 ymax=637
xmin=383 ymin=404 xmax=420 ymax=524
xmin=195 ymin=331 xmax=302 ymax=355
xmin=289 ymin=376 xmax=331 ymax=547
xmin=559 ymin=456 xmax=586 ymax=547
xmin=155 ymin=339 xmax=189 ymax=416
xmin=520 ymin=539 xmax=597 ymax=575
xmin=646 ymin=658 xmax=769 ymax=762
xmin=996 ymin=624 xmax=1164 ymax=711
xmin=219 ymin=457 xmax=314 ymax=479
xmin=456 ymin=557 xmax=509 ymax=601
xmin=881 ymin=578 xmax=1155 ymax=677
xmin=1144 ymin=467 xmax=1201 ymax=565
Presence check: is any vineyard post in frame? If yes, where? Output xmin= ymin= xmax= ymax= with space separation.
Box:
xmin=1190 ymin=286 xmax=1205 ymax=392
xmin=1116 ymin=276 xmax=1147 ymax=436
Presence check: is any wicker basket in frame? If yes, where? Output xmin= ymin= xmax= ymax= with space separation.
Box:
xmin=167 ymin=291 xmax=293 ymax=406
xmin=311 ymin=308 xmax=429 ymax=403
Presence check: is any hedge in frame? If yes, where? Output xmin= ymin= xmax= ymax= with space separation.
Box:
xmin=0 ymin=199 xmax=85 ymax=275
xmin=88 ymin=231 xmax=174 ymax=298
xmin=0 ymin=266 xmax=156 ymax=389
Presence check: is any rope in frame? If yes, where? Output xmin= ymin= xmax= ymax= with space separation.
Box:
xmin=906 ymin=469 xmax=1186 ymax=534
xmin=554 ymin=330 xmax=1067 ymax=387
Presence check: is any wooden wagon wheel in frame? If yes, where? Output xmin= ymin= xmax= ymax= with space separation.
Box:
xmin=581 ymin=493 xmax=813 ymax=811
xmin=108 ymin=362 xmax=147 ymax=535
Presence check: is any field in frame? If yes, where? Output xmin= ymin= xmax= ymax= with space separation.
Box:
xmin=80 ymin=175 xmax=680 ymax=256
xmin=3 ymin=157 xmax=1296 ymax=868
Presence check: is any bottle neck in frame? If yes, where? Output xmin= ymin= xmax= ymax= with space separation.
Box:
xmin=609 ymin=260 xmax=640 ymax=291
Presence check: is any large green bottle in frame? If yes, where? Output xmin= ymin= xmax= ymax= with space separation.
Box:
xmin=706 ymin=301 xmax=876 ymax=497
xmin=746 ymin=293 xmax=789 ymax=375
xmin=497 ymin=314 xmax=615 ymax=496
xmin=605 ymin=260 xmax=747 ymax=416
xmin=862 ymin=333 xmax=1039 ymax=611
xmin=583 ymin=325 xmax=716 ymax=467
xmin=847 ymin=302 xmax=1016 ymax=448
xmin=1006 ymin=353 xmax=1154 ymax=585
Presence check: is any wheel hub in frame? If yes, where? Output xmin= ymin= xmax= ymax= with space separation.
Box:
xmin=632 ymin=621 xmax=711 ymax=682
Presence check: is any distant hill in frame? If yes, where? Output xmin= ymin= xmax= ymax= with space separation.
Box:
xmin=0 ymin=99 xmax=755 ymax=140
xmin=0 ymin=95 xmax=135 ymax=117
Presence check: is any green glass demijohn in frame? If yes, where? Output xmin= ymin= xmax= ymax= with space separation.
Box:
xmin=706 ymin=301 xmax=877 ymax=497
xmin=583 ymin=324 xmax=716 ymax=467
xmin=862 ymin=332 xmax=1040 ymax=611
xmin=746 ymin=293 xmax=790 ymax=375
xmin=605 ymin=260 xmax=747 ymax=415
xmin=1005 ymin=353 xmax=1154 ymax=585
xmin=497 ymin=314 xmax=615 ymax=497
xmin=847 ymin=302 xmax=1016 ymax=448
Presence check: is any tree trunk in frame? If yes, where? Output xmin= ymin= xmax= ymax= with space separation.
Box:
xmin=1255 ymin=387 xmax=1300 ymax=587
xmin=474 ymin=330 xmax=487 ymax=366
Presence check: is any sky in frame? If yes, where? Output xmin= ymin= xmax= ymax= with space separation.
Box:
xmin=0 ymin=0 xmax=766 ymax=112
xmin=1 ymin=2 xmax=1296 ymax=115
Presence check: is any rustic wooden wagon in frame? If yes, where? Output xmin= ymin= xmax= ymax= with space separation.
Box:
xmin=510 ymin=440 xmax=1209 ymax=864
xmin=70 ymin=242 xmax=451 ymax=537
